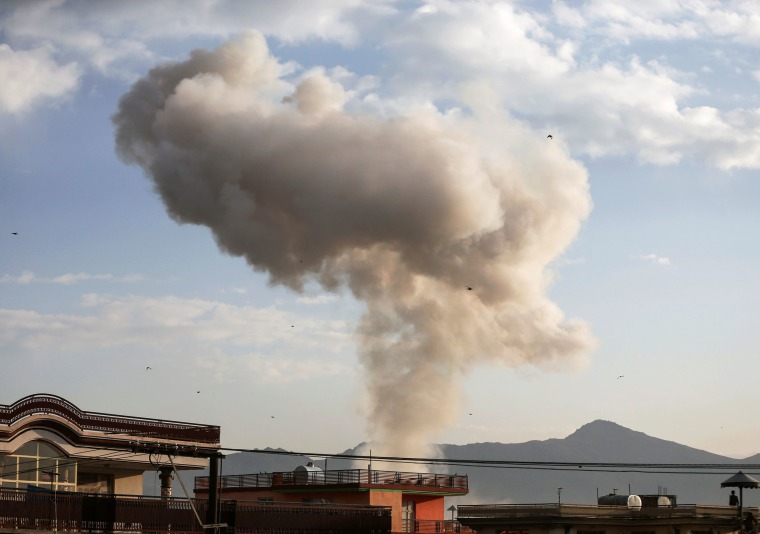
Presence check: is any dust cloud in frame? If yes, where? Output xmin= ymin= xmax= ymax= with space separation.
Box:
xmin=113 ymin=32 xmax=596 ymax=457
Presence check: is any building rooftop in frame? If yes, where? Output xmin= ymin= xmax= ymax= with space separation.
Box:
xmin=0 ymin=393 xmax=220 ymax=445
xmin=457 ymin=502 xmax=757 ymax=529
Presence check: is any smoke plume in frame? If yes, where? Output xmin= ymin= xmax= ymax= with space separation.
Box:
xmin=113 ymin=32 xmax=595 ymax=457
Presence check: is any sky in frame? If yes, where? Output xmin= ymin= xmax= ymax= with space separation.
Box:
xmin=2 ymin=0 xmax=760 ymax=461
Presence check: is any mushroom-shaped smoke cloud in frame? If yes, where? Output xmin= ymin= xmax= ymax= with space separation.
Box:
xmin=113 ymin=32 xmax=596 ymax=457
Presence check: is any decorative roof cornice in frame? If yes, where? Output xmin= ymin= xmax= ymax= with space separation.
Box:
xmin=0 ymin=394 xmax=220 ymax=446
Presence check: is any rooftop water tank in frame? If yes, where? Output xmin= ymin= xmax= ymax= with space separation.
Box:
xmin=598 ymin=494 xmax=630 ymax=506
xmin=293 ymin=462 xmax=325 ymax=484
xmin=627 ymin=495 xmax=642 ymax=510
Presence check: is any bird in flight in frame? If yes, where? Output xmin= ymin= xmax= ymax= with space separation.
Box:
xmin=11 ymin=232 xmax=18 ymax=235
xmin=466 ymin=286 xmax=473 ymax=291
xmin=146 ymin=366 xmax=152 ymax=371
xmin=547 ymin=134 xmax=553 ymax=139
xmin=270 ymin=415 xmax=275 ymax=419
xmin=617 ymin=375 xmax=624 ymax=379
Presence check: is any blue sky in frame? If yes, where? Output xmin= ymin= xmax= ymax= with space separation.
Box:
xmin=2 ymin=1 xmax=760 ymax=460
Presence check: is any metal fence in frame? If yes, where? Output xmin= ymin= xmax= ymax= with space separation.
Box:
xmin=0 ymin=489 xmax=391 ymax=533
xmin=196 ymin=469 xmax=468 ymax=492
xmin=456 ymin=502 xmax=748 ymax=520
xmin=401 ymin=519 xmax=476 ymax=533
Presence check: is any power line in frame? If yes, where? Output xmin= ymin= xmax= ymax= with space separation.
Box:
xmin=8 ymin=441 xmax=757 ymax=481
xmin=214 ymin=446 xmax=760 ymax=475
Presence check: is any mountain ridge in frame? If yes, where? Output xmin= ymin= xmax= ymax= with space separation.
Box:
xmin=146 ymin=419 xmax=758 ymax=506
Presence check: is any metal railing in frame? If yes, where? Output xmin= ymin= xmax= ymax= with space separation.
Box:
xmin=456 ymin=503 xmax=753 ymax=520
xmin=0 ymin=488 xmax=391 ymax=533
xmin=196 ymin=469 xmax=468 ymax=492
xmin=401 ymin=518 xmax=475 ymax=533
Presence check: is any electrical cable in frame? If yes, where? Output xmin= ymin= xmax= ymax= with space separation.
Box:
xmin=212 ymin=446 xmax=760 ymax=476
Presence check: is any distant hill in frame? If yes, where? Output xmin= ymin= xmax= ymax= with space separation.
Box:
xmin=145 ymin=421 xmax=760 ymax=507
xmin=440 ymin=420 xmax=754 ymax=506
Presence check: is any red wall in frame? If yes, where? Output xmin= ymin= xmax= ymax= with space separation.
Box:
xmin=408 ymin=494 xmax=445 ymax=521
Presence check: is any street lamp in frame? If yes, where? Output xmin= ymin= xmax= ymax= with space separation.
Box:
xmin=448 ymin=505 xmax=457 ymax=522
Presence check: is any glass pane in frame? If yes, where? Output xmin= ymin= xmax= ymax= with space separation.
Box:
xmin=15 ymin=457 xmax=37 ymax=478
xmin=39 ymin=458 xmax=57 ymax=485
xmin=37 ymin=442 xmax=63 ymax=458
xmin=59 ymin=461 xmax=76 ymax=485
xmin=15 ymin=442 xmax=37 ymax=456
xmin=18 ymin=458 xmax=37 ymax=481
xmin=1 ymin=456 xmax=18 ymax=479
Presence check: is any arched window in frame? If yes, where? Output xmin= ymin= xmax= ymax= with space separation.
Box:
xmin=0 ymin=440 xmax=77 ymax=491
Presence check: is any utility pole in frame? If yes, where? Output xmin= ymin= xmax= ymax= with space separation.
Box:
xmin=131 ymin=441 xmax=226 ymax=532
xmin=206 ymin=452 xmax=222 ymax=531
xmin=42 ymin=470 xmax=59 ymax=531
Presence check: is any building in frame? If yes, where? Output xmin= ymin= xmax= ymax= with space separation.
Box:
xmin=195 ymin=462 xmax=472 ymax=533
xmin=0 ymin=394 xmax=392 ymax=533
xmin=456 ymin=498 xmax=759 ymax=534
xmin=0 ymin=393 xmax=219 ymax=496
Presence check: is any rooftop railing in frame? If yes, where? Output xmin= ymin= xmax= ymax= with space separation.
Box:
xmin=402 ymin=518 xmax=476 ymax=533
xmin=457 ymin=503 xmax=753 ymax=520
xmin=0 ymin=488 xmax=391 ymax=533
xmin=196 ymin=469 xmax=468 ymax=492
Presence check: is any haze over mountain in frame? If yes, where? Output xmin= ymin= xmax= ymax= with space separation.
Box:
xmin=149 ymin=421 xmax=760 ymax=506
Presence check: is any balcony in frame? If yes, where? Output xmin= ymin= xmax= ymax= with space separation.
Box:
xmin=0 ymin=488 xmax=391 ymax=533
xmin=196 ymin=468 xmax=468 ymax=494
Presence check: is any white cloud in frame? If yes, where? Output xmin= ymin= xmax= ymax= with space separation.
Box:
xmin=556 ymin=0 xmax=760 ymax=44
xmin=195 ymin=350 xmax=355 ymax=384
xmin=577 ymin=0 xmax=700 ymax=42
xmin=296 ymin=294 xmax=340 ymax=305
xmin=5 ymin=1 xmax=760 ymax=169
xmin=415 ymin=4 xmax=437 ymax=17
xmin=378 ymin=2 xmax=760 ymax=169
xmin=0 ymin=294 xmax=355 ymax=368
xmin=0 ymin=0 xmax=381 ymax=66
xmin=0 ymin=271 xmax=142 ymax=285
xmin=640 ymin=253 xmax=672 ymax=266
xmin=0 ymin=44 xmax=80 ymax=114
